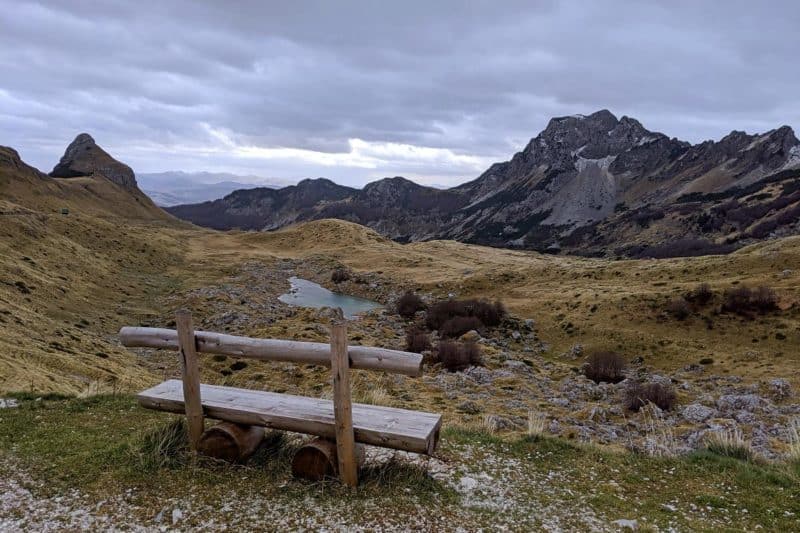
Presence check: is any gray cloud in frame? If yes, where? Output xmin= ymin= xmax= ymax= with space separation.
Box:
xmin=1 ymin=0 xmax=798 ymax=186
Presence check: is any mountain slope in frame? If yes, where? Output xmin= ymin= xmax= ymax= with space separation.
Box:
xmin=0 ymin=139 xmax=182 ymax=393
xmin=168 ymin=110 xmax=800 ymax=256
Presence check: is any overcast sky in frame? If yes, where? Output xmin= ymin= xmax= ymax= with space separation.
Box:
xmin=2 ymin=1 xmax=799 ymax=187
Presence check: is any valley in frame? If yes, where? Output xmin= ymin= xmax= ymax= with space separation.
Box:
xmin=1 ymin=134 xmax=798 ymax=530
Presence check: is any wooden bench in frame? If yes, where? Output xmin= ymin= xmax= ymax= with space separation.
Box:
xmin=120 ymin=309 xmax=441 ymax=486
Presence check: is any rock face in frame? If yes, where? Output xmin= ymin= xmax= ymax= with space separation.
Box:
xmin=166 ymin=110 xmax=800 ymax=257
xmin=50 ymin=133 xmax=137 ymax=190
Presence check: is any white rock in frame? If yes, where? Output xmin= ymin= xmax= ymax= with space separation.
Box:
xmin=612 ymin=518 xmax=639 ymax=530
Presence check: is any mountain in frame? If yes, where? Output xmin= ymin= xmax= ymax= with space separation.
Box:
xmin=137 ymin=171 xmax=290 ymax=206
xmin=167 ymin=110 xmax=800 ymax=257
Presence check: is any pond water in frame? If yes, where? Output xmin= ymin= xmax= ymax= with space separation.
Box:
xmin=278 ymin=277 xmax=382 ymax=319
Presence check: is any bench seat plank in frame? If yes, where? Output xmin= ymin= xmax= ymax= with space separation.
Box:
xmin=138 ymin=380 xmax=441 ymax=455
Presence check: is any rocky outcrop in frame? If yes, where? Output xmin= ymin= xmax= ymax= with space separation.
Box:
xmin=167 ymin=110 xmax=800 ymax=257
xmin=50 ymin=133 xmax=137 ymax=190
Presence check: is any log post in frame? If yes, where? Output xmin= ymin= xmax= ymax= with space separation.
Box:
xmin=330 ymin=313 xmax=358 ymax=487
xmin=176 ymin=309 xmax=204 ymax=452
xmin=292 ymin=438 xmax=365 ymax=481
xmin=198 ymin=422 xmax=264 ymax=463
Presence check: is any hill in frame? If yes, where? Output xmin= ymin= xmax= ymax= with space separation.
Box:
xmin=167 ymin=110 xmax=800 ymax=257
xmin=0 ymin=138 xmax=185 ymax=393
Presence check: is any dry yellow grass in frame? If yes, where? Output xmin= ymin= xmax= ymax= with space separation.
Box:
xmin=186 ymin=220 xmax=800 ymax=385
xmin=2 ymin=156 xmax=798 ymax=396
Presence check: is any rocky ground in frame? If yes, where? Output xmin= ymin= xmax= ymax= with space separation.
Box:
xmin=133 ymin=258 xmax=799 ymax=462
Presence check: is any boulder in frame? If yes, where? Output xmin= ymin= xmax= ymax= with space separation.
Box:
xmin=682 ymin=403 xmax=716 ymax=423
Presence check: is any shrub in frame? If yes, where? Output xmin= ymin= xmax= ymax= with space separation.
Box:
xmin=133 ymin=419 xmax=188 ymax=470
xmin=705 ymin=428 xmax=753 ymax=461
xmin=425 ymin=299 xmax=506 ymax=331
xmin=396 ymin=292 xmax=426 ymax=319
xmin=439 ymin=316 xmax=483 ymax=338
xmin=405 ymin=327 xmax=432 ymax=353
xmin=721 ymin=285 xmax=778 ymax=316
xmin=583 ymin=351 xmax=626 ymax=384
xmin=437 ymin=341 xmax=481 ymax=372
xmin=686 ymin=283 xmax=714 ymax=305
xmin=665 ymin=298 xmax=690 ymax=320
xmin=624 ymin=381 xmax=677 ymax=411
xmin=331 ymin=268 xmax=351 ymax=284
xmin=789 ymin=419 xmax=800 ymax=463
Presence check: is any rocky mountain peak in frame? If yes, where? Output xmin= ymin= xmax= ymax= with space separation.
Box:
xmin=50 ymin=133 xmax=137 ymax=189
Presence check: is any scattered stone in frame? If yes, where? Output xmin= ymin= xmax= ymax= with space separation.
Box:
xmin=769 ymin=379 xmax=791 ymax=400
xmin=0 ymin=398 xmax=19 ymax=409
xmin=511 ymin=330 xmax=521 ymax=340
xmin=681 ymin=403 xmax=715 ymax=423
xmin=484 ymin=414 xmax=519 ymax=433
xmin=717 ymin=394 xmax=762 ymax=413
xmin=460 ymin=330 xmax=482 ymax=343
xmin=562 ymin=344 xmax=583 ymax=359
xmin=612 ymin=518 xmax=639 ymax=530
xmin=171 ymin=508 xmax=183 ymax=525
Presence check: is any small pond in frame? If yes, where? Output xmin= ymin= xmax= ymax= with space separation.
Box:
xmin=278 ymin=277 xmax=382 ymax=319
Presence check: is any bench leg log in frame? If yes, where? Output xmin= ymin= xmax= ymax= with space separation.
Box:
xmin=292 ymin=438 xmax=365 ymax=481
xmin=197 ymin=422 xmax=264 ymax=463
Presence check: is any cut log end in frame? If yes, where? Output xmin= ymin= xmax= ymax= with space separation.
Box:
xmin=291 ymin=438 xmax=365 ymax=482
xmin=197 ymin=422 xmax=264 ymax=463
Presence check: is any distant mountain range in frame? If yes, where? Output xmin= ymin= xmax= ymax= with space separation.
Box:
xmin=167 ymin=110 xmax=800 ymax=257
xmin=138 ymin=171 xmax=290 ymax=206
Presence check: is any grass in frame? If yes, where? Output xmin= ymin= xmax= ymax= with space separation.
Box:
xmin=705 ymin=427 xmax=754 ymax=462
xmin=1 ymin=394 xmax=798 ymax=530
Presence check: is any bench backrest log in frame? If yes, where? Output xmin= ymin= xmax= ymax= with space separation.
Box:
xmin=119 ymin=326 xmax=423 ymax=376
xmin=120 ymin=309 xmax=425 ymax=487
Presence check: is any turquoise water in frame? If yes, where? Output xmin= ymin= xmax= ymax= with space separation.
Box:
xmin=278 ymin=277 xmax=382 ymax=319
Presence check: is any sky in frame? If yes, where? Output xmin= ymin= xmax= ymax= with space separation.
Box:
xmin=1 ymin=1 xmax=799 ymax=188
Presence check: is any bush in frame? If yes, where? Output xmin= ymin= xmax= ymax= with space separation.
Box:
xmin=437 ymin=341 xmax=482 ymax=372
xmin=665 ymin=298 xmax=690 ymax=320
xmin=405 ymin=327 xmax=431 ymax=353
xmin=721 ymin=285 xmax=778 ymax=316
xmin=686 ymin=283 xmax=714 ymax=305
xmin=624 ymin=381 xmax=677 ymax=411
xmin=705 ymin=428 xmax=753 ymax=461
xmin=425 ymin=299 xmax=506 ymax=331
xmin=396 ymin=292 xmax=426 ymax=319
xmin=439 ymin=316 xmax=483 ymax=338
xmin=331 ymin=268 xmax=351 ymax=284
xmin=583 ymin=351 xmax=626 ymax=384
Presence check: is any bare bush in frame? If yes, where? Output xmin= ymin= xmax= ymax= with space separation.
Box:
xmin=721 ymin=285 xmax=778 ymax=316
xmin=425 ymin=299 xmax=506 ymax=331
xmin=437 ymin=341 xmax=482 ymax=372
xmin=439 ymin=316 xmax=483 ymax=338
xmin=665 ymin=298 xmax=690 ymax=320
xmin=624 ymin=381 xmax=677 ymax=411
xmin=396 ymin=292 xmax=427 ymax=319
xmin=405 ymin=327 xmax=431 ymax=353
xmin=686 ymin=283 xmax=714 ymax=305
xmin=583 ymin=351 xmax=627 ymax=384
xmin=331 ymin=268 xmax=351 ymax=284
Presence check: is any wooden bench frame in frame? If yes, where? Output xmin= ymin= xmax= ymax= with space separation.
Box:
xmin=120 ymin=309 xmax=440 ymax=486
